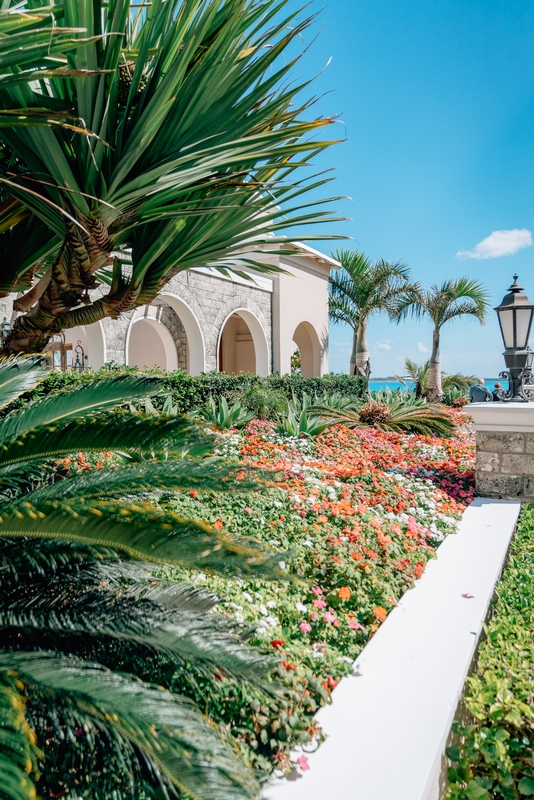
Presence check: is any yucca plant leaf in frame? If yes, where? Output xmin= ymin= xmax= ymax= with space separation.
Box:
xmin=0 ymin=375 xmax=164 ymax=440
xmin=2 ymin=651 xmax=260 ymax=800
xmin=0 ymin=501 xmax=281 ymax=576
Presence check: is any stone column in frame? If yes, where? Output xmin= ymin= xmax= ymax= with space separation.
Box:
xmin=469 ymin=402 xmax=534 ymax=501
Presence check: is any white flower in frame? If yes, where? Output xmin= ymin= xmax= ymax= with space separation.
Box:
xmin=295 ymin=602 xmax=307 ymax=613
xmin=273 ymin=501 xmax=283 ymax=508
xmin=266 ymin=600 xmax=277 ymax=609
xmin=235 ymin=613 xmax=245 ymax=624
xmin=265 ymin=615 xmax=279 ymax=627
xmin=254 ymin=592 xmax=263 ymax=600
xmin=269 ymin=540 xmax=281 ymax=546
xmin=303 ymin=539 xmax=313 ymax=547
xmin=278 ymin=561 xmax=286 ymax=570
xmin=256 ymin=625 xmax=268 ymax=635
xmin=193 ymin=573 xmax=206 ymax=583
xmin=242 ymin=592 xmax=253 ymax=603
xmin=259 ymin=604 xmax=268 ymax=616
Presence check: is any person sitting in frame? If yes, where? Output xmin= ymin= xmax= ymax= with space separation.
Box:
xmin=492 ymin=381 xmax=503 ymax=402
xmin=469 ymin=378 xmax=493 ymax=403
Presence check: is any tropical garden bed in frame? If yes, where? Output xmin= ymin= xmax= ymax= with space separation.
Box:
xmin=0 ymin=361 xmax=478 ymax=799
xmin=148 ymin=408 xmax=476 ymax=781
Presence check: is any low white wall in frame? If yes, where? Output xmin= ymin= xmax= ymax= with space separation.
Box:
xmin=263 ymin=498 xmax=521 ymax=800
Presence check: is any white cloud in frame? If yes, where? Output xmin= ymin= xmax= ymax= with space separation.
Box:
xmin=374 ymin=340 xmax=392 ymax=351
xmin=456 ymin=229 xmax=533 ymax=260
xmin=417 ymin=342 xmax=431 ymax=353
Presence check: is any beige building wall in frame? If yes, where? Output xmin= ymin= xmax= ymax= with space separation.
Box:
xmin=272 ymin=244 xmax=338 ymax=377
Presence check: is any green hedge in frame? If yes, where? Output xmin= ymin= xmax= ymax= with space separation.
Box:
xmin=446 ymin=506 xmax=534 ymax=799
xmin=4 ymin=364 xmax=367 ymax=415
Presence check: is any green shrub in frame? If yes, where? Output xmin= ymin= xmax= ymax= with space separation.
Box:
xmin=446 ymin=506 xmax=534 ymax=799
xmin=239 ymin=384 xmax=288 ymax=421
xmin=5 ymin=365 xmax=368 ymax=416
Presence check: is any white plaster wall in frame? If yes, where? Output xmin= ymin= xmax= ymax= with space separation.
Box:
xmin=272 ymin=255 xmax=330 ymax=376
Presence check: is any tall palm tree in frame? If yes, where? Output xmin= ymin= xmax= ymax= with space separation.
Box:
xmin=329 ymin=249 xmax=417 ymax=380
xmin=394 ymin=278 xmax=489 ymax=400
xmin=0 ymin=357 xmax=278 ymax=800
xmin=0 ymin=0 xmax=341 ymax=354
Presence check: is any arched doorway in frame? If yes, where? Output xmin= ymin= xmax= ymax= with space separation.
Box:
xmin=218 ymin=309 xmax=270 ymax=376
xmin=292 ymin=321 xmax=321 ymax=378
xmin=127 ymin=316 xmax=178 ymax=371
xmin=155 ymin=293 xmax=205 ymax=375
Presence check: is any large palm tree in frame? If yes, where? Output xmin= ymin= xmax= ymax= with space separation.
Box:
xmin=329 ymin=249 xmax=417 ymax=380
xmin=394 ymin=278 xmax=489 ymax=400
xmin=0 ymin=0 xmax=341 ymax=354
xmin=0 ymin=357 xmax=279 ymax=800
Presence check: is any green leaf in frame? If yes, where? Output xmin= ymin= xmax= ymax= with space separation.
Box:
xmin=519 ymin=777 xmax=534 ymax=796
xmin=3 ymin=651 xmax=260 ymax=800
xmin=0 ymin=375 xmax=164 ymax=440
xmin=0 ymin=357 xmax=45 ymax=411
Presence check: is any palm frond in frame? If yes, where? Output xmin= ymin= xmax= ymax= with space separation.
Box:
xmin=0 ymin=501 xmax=282 ymax=576
xmin=26 ymin=458 xmax=262 ymax=503
xmin=0 ymin=414 xmax=213 ymax=470
xmin=319 ymin=401 xmax=455 ymax=437
xmin=0 ymin=375 xmax=164 ymax=440
xmin=0 ymin=357 xmax=45 ymax=411
xmin=2 ymin=651 xmax=260 ymax=800
xmin=0 ymin=670 xmax=39 ymax=800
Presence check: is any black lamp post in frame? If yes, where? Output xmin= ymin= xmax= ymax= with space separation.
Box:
xmin=495 ymin=275 xmax=534 ymax=402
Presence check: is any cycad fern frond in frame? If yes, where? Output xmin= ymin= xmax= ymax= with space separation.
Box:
xmin=0 ymin=670 xmax=40 ymax=800
xmin=3 ymin=651 xmax=260 ymax=800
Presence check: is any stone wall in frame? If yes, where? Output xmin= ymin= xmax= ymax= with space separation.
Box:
xmin=476 ymin=430 xmax=534 ymax=501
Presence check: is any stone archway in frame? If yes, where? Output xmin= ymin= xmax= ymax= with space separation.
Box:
xmin=127 ymin=312 xmax=178 ymax=372
xmin=155 ymin=293 xmax=206 ymax=375
xmin=218 ymin=308 xmax=270 ymax=376
xmin=292 ymin=321 xmax=321 ymax=378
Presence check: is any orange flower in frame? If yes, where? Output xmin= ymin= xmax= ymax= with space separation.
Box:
xmin=338 ymin=586 xmax=351 ymax=601
xmin=374 ymin=606 xmax=387 ymax=622
xmin=317 ymin=514 xmax=328 ymax=524
xmin=213 ymin=519 xmax=223 ymax=530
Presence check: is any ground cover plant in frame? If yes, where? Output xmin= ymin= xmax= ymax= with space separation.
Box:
xmin=446 ymin=505 xmax=534 ymax=800
xmin=159 ymin=409 xmax=475 ymax=779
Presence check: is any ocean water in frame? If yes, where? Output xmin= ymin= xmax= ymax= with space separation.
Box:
xmin=369 ymin=379 xmax=502 ymax=393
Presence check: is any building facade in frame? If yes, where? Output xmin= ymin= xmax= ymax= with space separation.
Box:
xmin=1 ymin=243 xmax=338 ymax=377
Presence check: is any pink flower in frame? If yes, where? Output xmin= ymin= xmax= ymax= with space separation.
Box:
xmin=313 ymin=599 xmax=327 ymax=609
xmin=333 ymin=619 xmax=340 ymax=628
xmin=299 ymin=622 xmax=312 ymax=633
xmin=349 ymin=620 xmax=364 ymax=630
xmin=297 ymin=755 xmax=310 ymax=772
xmin=312 ymin=587 xmax=323 ymax=596
xmin=324 ymin=611 xmax=336 ymax=624
xmin=310 ymin=612 xmax=318 ymax=621
xmin=244 ymin=507 xmax=253 ymax=514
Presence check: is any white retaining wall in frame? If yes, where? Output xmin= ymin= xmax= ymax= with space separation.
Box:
xmin=263 ymin=498 xmax=521 ymax=800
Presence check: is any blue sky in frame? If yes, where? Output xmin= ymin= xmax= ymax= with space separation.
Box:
xmin=288 ymin=0 xmax=534 ymax=376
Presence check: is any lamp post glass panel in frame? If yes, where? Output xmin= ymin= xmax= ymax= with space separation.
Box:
xmin=495 ymin=275 xmax=534 ymax=402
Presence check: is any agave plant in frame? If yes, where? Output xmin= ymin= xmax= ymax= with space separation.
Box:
xmin=276 ymin=393 xmax=332 ymax=438
xmin=0 ymin=0 xmax=341 ymax=353
xmin=201 ymin=395 xmax=255 ymax=430
xmin=316 ymin=394 xmax=455 ymax=437
xmin=0 ymin=357 xmax=280 ymax=800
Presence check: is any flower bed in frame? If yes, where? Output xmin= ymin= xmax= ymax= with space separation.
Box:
xmin=446 ymin=505 xmax=534 ymax=800
xmin=162 ymin=411 xmax=475 ymax=780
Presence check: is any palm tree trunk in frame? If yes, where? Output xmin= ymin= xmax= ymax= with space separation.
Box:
xmin=354 ymin=318 xmax=371 ymax=381
xmin=427 ymin=328 xmax=442 ymax=401
xmin=349 ymin=329 xmax=357 ymax=375
xmin=3 ymin=217 xmax=121 ymax=354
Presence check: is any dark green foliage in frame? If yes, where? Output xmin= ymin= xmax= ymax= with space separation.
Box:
xmin=446 ymin=506 xmax=534 ymax=799
xmin=0 ymin=358 xmax=279 ymax=800
xmin=4 ymin=365 xmax=368 ymax=417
